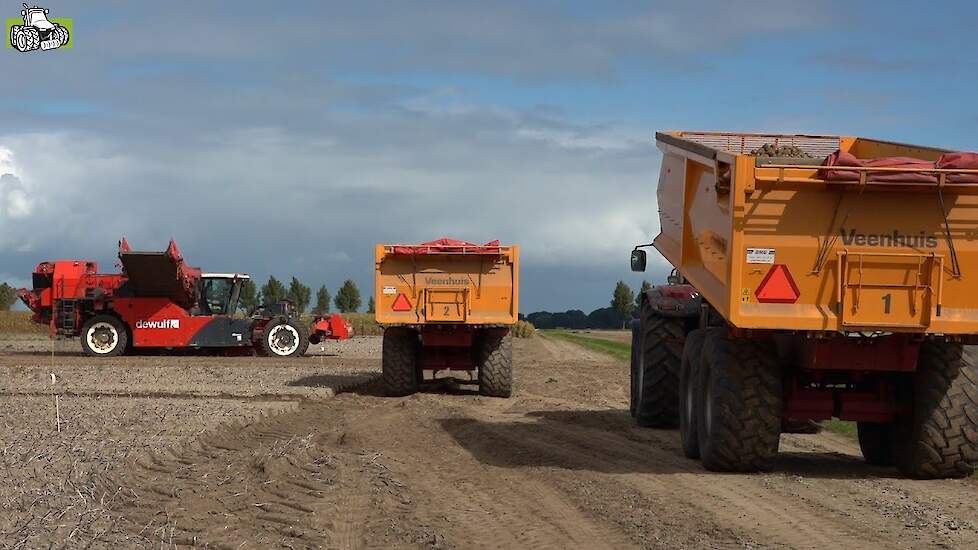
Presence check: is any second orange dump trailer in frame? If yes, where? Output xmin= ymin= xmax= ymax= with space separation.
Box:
xmin=631 ymin=131 xmax=978 ymax=478
xmin=374 ymin=239 xmax=519 ymax=397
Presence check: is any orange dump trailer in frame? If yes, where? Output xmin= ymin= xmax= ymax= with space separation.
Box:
xmin=630 ymin=131 xmax=978 ymax=478
xmin=375 ymin=239 xmax=519 ymax=397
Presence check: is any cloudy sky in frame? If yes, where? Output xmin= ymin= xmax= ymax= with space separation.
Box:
xmin=2 ymin=1 xmax=978 ymax=312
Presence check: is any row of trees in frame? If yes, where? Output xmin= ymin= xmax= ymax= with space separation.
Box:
xmin=241 ymin=276 xmax=375 ymax=314
xmin=525 ymin=280 xmax=651 ymax=329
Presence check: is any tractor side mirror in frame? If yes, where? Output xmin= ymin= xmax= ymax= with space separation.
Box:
xmin=630 ymin=249 xmax=647 ymax=272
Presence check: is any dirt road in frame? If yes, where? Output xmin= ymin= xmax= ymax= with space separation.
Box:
xmin=2 ymin=335 xmax=978 ymax=549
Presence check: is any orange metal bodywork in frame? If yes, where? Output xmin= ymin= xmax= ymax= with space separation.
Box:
xmin=654 ymin=130 xmax=978 ymax=334
xmin=374 ymin=244 xmax=519 ymax=327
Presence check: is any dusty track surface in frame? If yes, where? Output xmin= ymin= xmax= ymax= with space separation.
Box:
xmin=2 ymin=334 xmax=978 ymax=549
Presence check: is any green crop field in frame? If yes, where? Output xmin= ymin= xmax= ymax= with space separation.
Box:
xmin=542 ymin=329 xmax=631 ymax=362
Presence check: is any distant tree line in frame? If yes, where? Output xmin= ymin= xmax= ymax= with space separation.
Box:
xmin=0 ymin=283 xmax=18 ymax=311
xmin=524 ymin=280 xmax=651 ymax=329
xmin=238 ymin=276 xmax=371 ymax=314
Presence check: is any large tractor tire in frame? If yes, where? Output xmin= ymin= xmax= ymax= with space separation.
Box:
xmin=10 ymin=25 xmax=21 ymax=48
xmin=478 ymin=330 xmax=513 ymax=398
xmin=80 ymin=315 xmax=129 ymax=357
xmin=894 ymin=341 xmax=978 ymax=479
xmin=632 ymin=300 xmax=683 ymax=427
xmin=260 ymin=318 xmax=308 ymax=357
xmin=56 ymin=25 xmax=69 ymax=46
xmin=857 ymin=422 xmax=895 ymax=466
xmin=382 ymin=328 xmax=419 ymax=396
xmin=696 ymin=331 xmax=782 ymax=472
xmin=679 ymin=328 xmax=710 ymax=459
xmin=16 ymin=27 xmax=39 ymax=52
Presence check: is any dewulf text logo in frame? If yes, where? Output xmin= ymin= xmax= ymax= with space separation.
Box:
xmin=840 ymin=228 xmax=938 ymax=249
xmin=136 ymin=319 xmax=180 ymax=329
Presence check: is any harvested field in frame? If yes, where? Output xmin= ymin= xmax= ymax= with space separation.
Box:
xmin=2 ymin=333 xmax=978 ymax=549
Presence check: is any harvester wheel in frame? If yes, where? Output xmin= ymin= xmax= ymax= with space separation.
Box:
xmin=9 ymin=25 xmax=21 ymax=48
xmin=857 ymin=422 xmax=895 ymax=466
xmin=56 ymin=25 xmax=69 ymax=46
xmin=679 ymin=328 xmax=710 ymax=459
xmin=478 ymin=330 xmax=513 ymax=398
xmin=696 ymin=331 xmax=782 ymax=472
xmin=80 ymin=315 xmax=128 ymax=357
xmin=894 ymin=341 xmax=978 ymax=478
xmin=382 ymin=327 xmax=419 ymax=396
xmin=260 ymin=319 xmax=307 ymax=357
xmin=633 ymin=300 xmax=683 ymax=427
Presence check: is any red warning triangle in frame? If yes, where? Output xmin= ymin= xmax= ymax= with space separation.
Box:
xmin=392 ymin=293 xmax=412 ymax=311
xmin=755 ymin=264 xmax=800 ymax=304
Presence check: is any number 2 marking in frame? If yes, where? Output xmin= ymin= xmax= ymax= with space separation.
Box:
xmin=881 ymin=293 xmax=892 ymax=314
xmin=443 ymin=305 xmax=450 ymax=315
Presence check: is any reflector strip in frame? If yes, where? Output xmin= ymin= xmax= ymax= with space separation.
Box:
xmin=392 ymin=293 xmax=412 ymax=311
xmin=755 ymin=264 xmax=800 ymax=304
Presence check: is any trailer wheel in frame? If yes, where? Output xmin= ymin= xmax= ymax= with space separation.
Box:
xmin=679 ymin=328 xmax=710 ymax=459
xmin=479 ymin=330 xmax=513 ymax=398
xmin=383 ymin=327 xmax=419 ymax=396
xmin=895 ymin=341 xmax=978 ymax=479
xmin=857 ymin=422 xmax=895 ymax=466
xmin=629 ymin=319 xmax=640 ymax=416
xmin=633 ymin=301 xmax=683 ymax=427
xmin=80 ymin=315 xmax=128 ymax=357
xmin=260 ymin=319 xmax=308 ymax=357
xmin=696 ymin=331 xmax=782 ymax=472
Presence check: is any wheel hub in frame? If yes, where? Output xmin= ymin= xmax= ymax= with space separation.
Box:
xmin=268 ymin=325 xmax=299 ymax=355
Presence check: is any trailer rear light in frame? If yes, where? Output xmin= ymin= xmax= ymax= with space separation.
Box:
xmin=755 ymin=264 xmax=800 ymax=304
xmin=392 ymin=293 xmax=412 ymax=311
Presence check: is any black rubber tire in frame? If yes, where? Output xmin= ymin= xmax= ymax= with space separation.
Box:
xmin=478 ymin=330 xmax=513 ymax=398
xmin=894 ymin=341 xmax=978 ymax=479
xmin=857 ymin=422 xmax=895 ymax=466
xmin=679 ymin=328 xmax=710 ymax=459
xmin=10 ymin=25 xmax=20 ymax=48
xmin=259 ymin=318 xmax=308 ymax=357
xmin=629 ymin=319 xmax=640 ymax=416
xmin=696 ymin=331 xmax=782 ymax=472
xmin=633 ymin=300 xmax=684 ymax=428
xmin=24 ymin=27 xmax=39 ymax=51
xmin=79 ymin=315 xmax=128 ymax=357
xmin=382 ymin=327 xmax=419 ymax=396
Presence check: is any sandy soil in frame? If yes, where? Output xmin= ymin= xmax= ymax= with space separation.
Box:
xmin=2 ymin=334 xmax=977 ymax=549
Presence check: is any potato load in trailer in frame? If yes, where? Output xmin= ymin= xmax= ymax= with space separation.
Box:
xmin=631 ymin=130 xmax=978 ymax=478
xmin=375 ymin=238 xmax=519 ymax=397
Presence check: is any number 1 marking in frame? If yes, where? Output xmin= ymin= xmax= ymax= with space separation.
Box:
xmin=881 ymin=293 xmax=892 ymax=314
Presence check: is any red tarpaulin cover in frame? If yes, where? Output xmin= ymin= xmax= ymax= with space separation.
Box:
xmin=820 ymin=150 xmax=937 ymax=183
xmin=391 ymin=238 xmax=502 ymax=255
xmin=936 ymin=152 xmax=978 ymax=182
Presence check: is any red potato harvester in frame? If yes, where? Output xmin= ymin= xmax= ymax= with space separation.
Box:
xmin=18 ymin=238 xmax=351 ymax=357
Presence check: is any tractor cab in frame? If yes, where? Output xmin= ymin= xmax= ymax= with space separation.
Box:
xmin=196 ymin=273 xmax=249 ymax=316
xmin=21 ymin=5 xmax=54 ymax=29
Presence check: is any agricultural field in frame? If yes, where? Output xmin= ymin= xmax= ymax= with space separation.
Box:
xmin=2 ymin=325 xmax=978 ymax=549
